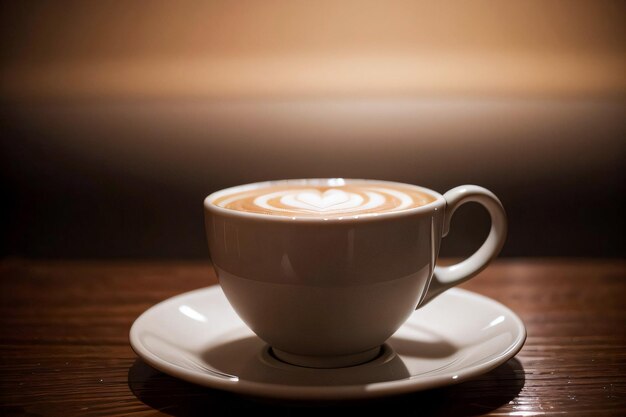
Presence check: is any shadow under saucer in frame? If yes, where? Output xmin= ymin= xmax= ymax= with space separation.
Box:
xmin=129 ymin=331 xmax=525 ymax=416
xmin=129 ymin=357 xmax=524 ymax=416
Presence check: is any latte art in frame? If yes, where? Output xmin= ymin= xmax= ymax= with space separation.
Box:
xmin=212 ymin=181 xmax=436 ymax=218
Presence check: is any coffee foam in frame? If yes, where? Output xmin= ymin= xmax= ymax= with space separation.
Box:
xmin=212 ymin=181 xmax=436 ymax=218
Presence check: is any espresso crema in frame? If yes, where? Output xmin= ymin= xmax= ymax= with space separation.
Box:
xmin=211 ymin=180 xmax=436 ymax=218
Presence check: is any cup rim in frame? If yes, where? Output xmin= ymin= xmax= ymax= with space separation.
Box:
xmin=204 ymin=178 xmax=446 ymax=223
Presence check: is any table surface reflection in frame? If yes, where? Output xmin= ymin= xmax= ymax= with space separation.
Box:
xmin=0 ymin=259 xmax=624 ymax=416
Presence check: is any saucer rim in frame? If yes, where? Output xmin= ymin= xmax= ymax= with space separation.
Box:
xmin=130 ymin=286 xmax=526 ymax=400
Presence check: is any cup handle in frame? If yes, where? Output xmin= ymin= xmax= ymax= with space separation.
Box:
xmin=418 ymin=185 xmax=507 ymax=307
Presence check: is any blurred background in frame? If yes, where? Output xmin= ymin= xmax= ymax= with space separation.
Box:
xmin=0 ymin=0 xmax=624 ymax=259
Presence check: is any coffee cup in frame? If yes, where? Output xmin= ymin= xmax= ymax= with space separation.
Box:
xmin=204 ymin=179 xmax=506 ymax=368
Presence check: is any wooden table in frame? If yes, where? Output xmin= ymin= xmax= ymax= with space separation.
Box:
xmin=0 ymin=259 xmax=624 ymax=416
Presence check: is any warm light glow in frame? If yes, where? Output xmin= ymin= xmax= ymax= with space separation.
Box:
xmin=1 ymin=1 xmax=623 ymax=99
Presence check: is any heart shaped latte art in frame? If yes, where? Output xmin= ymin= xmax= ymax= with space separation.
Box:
xmin=252 ymin=188 xmax=398 ymax=214
xmin=282 ymin=189 xmax=364 ymax=211
xmin=213 ymin=182 xmax=434 ymax=218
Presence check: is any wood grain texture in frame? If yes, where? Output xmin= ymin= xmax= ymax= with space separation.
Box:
xmin=0 ymin=259 xmax=624 ymax=416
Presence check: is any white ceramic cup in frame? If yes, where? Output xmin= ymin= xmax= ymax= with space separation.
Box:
xmin=204 ymin=179 xmax=506 ymax=368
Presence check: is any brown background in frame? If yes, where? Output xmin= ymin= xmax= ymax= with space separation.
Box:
xmin=1 ymin=1 xmax=624 ymax=259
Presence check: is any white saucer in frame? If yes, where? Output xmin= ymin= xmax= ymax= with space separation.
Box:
xmin=130 ymin=286 xmax=526 ymax=400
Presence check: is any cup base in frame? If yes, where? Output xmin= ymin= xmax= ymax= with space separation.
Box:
xmin=271 ymin=346 xmax=382 ymax=369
